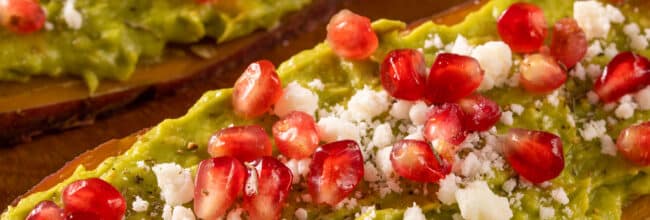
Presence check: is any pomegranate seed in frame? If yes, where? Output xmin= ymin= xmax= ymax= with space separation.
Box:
xmin=390 ymin=139 xmax=451 ymax=183
xmin=0 ymin=0 xmax=45 ymax=34
xmin=308 ymin=140 xmax=364 ymax=206
xmin=208 ymin=125 xmax=273 ymax=162
xmin=458 ymin=94 xmax=501 ymax=131
xmin=232 ymin=60 xmax=283 ymax=119
xmin=497 ymin=2 xmax=547 ymax=53
xmin=380 ymin=49 xmax=427 ymax=100
xmin=26 ymin=201 xmax=64 ymax=220
xmin=243 ymin=157 xmax=293 ymax=220
xmin=593 ymin=52 xmax=650 ymax=103
xmin=194 ymin=157 xmax=246 ymax=220
xmin=519 ymin=53 xmax=567 ymax=94
xmin=423 ymin=103 xmax=467 ymax=145
xmin=550 ymin=18 xmax=588 ymax=68
xmin=273 ymin=111 xmax=320 ymax=159
xmin=425 ymin=53 xmax=484 ymax=103
xmin=502 ymin=128 xmax=564 ymax=183
xmin=616 ymin=122 xmax=650 ymax=166
xmin=326 ymin=10 xmax=378 ymax=60
xmin=62 ymin=178 xmax=126 ymax=220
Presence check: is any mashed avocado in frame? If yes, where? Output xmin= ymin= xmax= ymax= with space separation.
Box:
xmin=4 ymin=0 xmax=650 ymax=219
xmin=0 ymin=0 xmax=310 ymax=91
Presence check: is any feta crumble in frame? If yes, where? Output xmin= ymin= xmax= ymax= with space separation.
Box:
xmin=539 ymin=206 xmax=555 ymax=220
xmin=448 ymin=35 xmax=473 ymax=56
xmin=624 ymin=23 xmax=649 ymax=51
xmin=317 ymin=116 xmax=360 ymax=142
xmin=62 ymin=0 xmax=83 ymax=30
xmin=574 ymin=1 xmax=624 ymax=40
xmin=615 ymin=95 xmax=637 ymax=119
xmin=347 ymin=87 xmax=391 ymax=121
xmin=471 ymin=41 xmax=513 ymax=91
xmin=600 ymin=135 xmax=617 ymax=156
xmin=580 ymin=120 xmax=607 ymax=141
xmin=436 ymin=174 xmax=460 ymax=205
xmin=403 ymin=203 xmax=426 ymax=220
xmin=132 ymin=196 xmax=149 ymax=212
xmin=152 ymin=163 xmax=195 ymax=206
xmin=500 ymin=111 xmax=514 ymax=126
xmin=274 ymin=82 xmax=319 ymax=117
xmin=455 ymin=181 xmax=513 ymax=220
xmin=390 ymin=100 xmax=413 ymax=120
xmin=375 ymin=147 xmax=394 ymax=177
xmin=372 ymin=123 xmax=394 ymax=148
xmin=409 ymin=101 xmax=429 ymax=125
xmin=551 ymin=188 xmax=570 ymax=205
xmin=510 ymin=104 xmax=524 ymax=115
xmin=307 ymin=79 xmax=325 ymax=91
xmin=635 ymin=86 xmax=650 ymax=110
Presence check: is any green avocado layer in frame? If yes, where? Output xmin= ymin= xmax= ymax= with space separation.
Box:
xmin=0 ymin=0 xmax=310 ymax=90
xmin=4 ymin=0 xmax=650 ymax=219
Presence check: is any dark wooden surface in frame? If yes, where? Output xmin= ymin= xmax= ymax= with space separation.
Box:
xmin=0 ymin=0 xmax=468 ymax=209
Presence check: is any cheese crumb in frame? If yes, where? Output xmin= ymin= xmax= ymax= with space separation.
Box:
xmin=471 ymin=41 xmax=513 ymax=91
xmin=363 ymin=162 xmax=381 ymax=182
xmin=409 ymin=101 xmax=429 ymax=125
xmin=604 ymin=43 xmax=619 ymax=58
xmin=448 ymin=35 xmax=473 ymax=56
xmin=375 ymin=147 xmax=394 ymax=177
xmin=539 ymin=206 xmax=555 ymax=220
xmin=547 ymin=90 xmax=560 ymax=107
xmin=551 ymin=188 xmax=570 ymax=205
xmin=317 ymin=116 xmax=360 ymax=142
xmin=403 ymin=203 xmax=426 ymax=220
xmin=510 ymin=104 xmax=524 ymax=115
xmin=437 ymin=174 xmax=460 ymax=205
xmin=600 ymin=135 xmax=617 ymax=156
xmin=152 ymin=163 xmax=195 ymax=206
xmin=624 ymin=23 xmax=649 ymax=51
xmin=574 ymin=1 xmax=623 ymax=40
xmin=502 ymin=178 xmax=517 ymax=193
xmin=570 ymin=63 xmax=586 ymax=80
xmin=500 ymin=111 xmax=514 ymax=126
xmin=63 ymin=0 xmax=83 ymax=30
xmin=585 ymin=41 xmax=603 ymax=60
xmin=456 ymin=181 xmax=513 ymax=220
xmin=372 ymin=123 xmax=394 ymax=148
xmin=295 ymin=208 xmax=308 ymax=220
xmin=580 ymin=120 xmax=607 ymax=141
xmin=307 ymin=79 xmax=325 ymax=91
xmin=424 ymin=34 xmax=444 ymax=49
xmin=274 ymin=82 xmax=319 ymax=117
xmin=461 ymin=153 xmax=481 ymax=177
xmin=132 ymin=196 xmax=149 ymax=212
xmin=615 ymin=95 xmax=637 ymax=119
xmin=390 ymin=100 xmax=413 ymax=120
xmin=347 ymin=87 xmax=391 ymax=121
xmin=171 ymin=206 xmax=195 ymax=220
xmin=634 ymin=86 xmax=650 ymax=110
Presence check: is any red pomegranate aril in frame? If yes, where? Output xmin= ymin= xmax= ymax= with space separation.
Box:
xmin=497 ymin=2 xmax=547 ymax=53
xmin=326 ymin=10 xmax=378 ymax=60
xmin=458 ymin=94 xmax=501 ymax=132
xmin=423 ymin=103 xmax=467 ymax=145
xmin=380 ymin=49 xmax=427 ymax=100
xmin=232 ymin=60 xmax=283 ymax=119
xmin=62 ymin=178 xmax=126 ymax=220
xmin=26 ymin=201 xmax=64 ymax=220
xmin=519 ymin=53 xmax=567 ymax=94
xmin=425 ymin=53 xmax=484 ymax=103
xmin=550 ymin=18 xmax=588 ymax=68
xmin=0 ymin=0 xmax=45 ymax=34
xmin=308 ymin=140 xmax=364 ymax=206
xmin=194 ymin=157 xmax=246 ymax=220
xmin=593 ymin=52 xmax=650 ymax=103
xmin=243 ymin=157 xmax=293 ymax=220
xmin=390 ymin=139 xmax=451 ymax=183
xmin=616 ymin=122 xmax=650 ymax=166
xmin=273 ymin=111 xmax=320 ymax=159
xmin=503 ymin=128 xmax=564 ymax=183
xmin=208 ymin=125 xmax=273 ymax=162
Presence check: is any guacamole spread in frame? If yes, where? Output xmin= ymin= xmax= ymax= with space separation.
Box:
xmin=0 ymin=0 xmax=310 ymax=90
xmin=4 ymin=0 xmax=650 ymax=219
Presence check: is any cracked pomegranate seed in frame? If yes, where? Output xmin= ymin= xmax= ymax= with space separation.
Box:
xmin=519 ymin=53 xmax=567 ymax=94
xmin=308 ymin=140 xmax=364 ymax=206
xmin=497 ymin=2 xmax=547 ymax=53
xmin=233 ymin=60 xmax=283 ymax=119
xmin=243 ymin=157 xmax=293 ymax=220
xmin=26 ymin=201 xmax=64 ymax=220
xmin=194 ymin=157 xmax=246 ymax=220
xmin=380 ymin=49 xmax=427 ymax=100
xmin=458 ymin=94 xmax=501 ymax=132
xmin=62 ymin=178 xmax=126 ymax=220
xmin=390 ymin=139 xmax=451 ymax=183
xmin=616 ymin=122 xmax=650 ymax=166
xmin=208 ymin=125 xmax=273 ymax=162
xmin=423 ymin=103 xmax=467 ymax=145
xmin=0 ymin=0 xmax=45 ymax=34
xmin=503 ymin=128 xmax=564 ymax=183
xmin=273 ymin=111 xmax=320 ymax=159
xmin=425 ymin=53 xmax=484 ymax=104
xmin=550 ymin=18 xmax=588 ymax=68
xmin=326 ymin=10 xmax=378 ymax=60
xmin=594 ymin=52 xmax=650 ymax=103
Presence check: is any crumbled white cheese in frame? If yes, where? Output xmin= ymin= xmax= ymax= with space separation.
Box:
xmin=539 ymin=206 xmax=555 ymax=220
xmin=295 ymin=208 xmax=308 ymax=220
xmin=437 ymin=174 xmax=460 ymax=205
xmin=448 ymin=35 xmax=473 ymax=56
xmin=567 ymin=114 xmax=576 ymax=127
xmin=274 ymin=82 xmax=319 ymax=117
xmin=409 ymin=101 xmax=429 ymax=125
xmin=403 ymin=203 xmax=426 ymax=220
xmin=136 ymin=160 xmax=150 ymax=171
xmin=500 ymin=111 xmax=514 ymax=126
xmin=615 ymin=95 xmax=637 ymax=119
xmin=162 ymin=205 xmax=172 ymax=220
xmin=62 ymin=0 xmax=83 ymax=30
xmin=424 ymin=34 xmax=444 ymax=49
xmin=603 ymin=43 xmax=619 ymax=58
xmin=547 ymin=90 xmax=560 ymax=107
xmin=510 ymin=104 xmax=524 ymax=115
xmin=347 ymin=87 xmax=391 ymax=121
xmin=624 ymin=23 xmax=649 ymax=51
xmin=585 ymin=41 xmax=603 ymax=60
xmin=574 ymin=1 xmax=623 ymax=40
xmin=586 ymin=64 xmax=603 ymax=80
xmin=317 ymin=116 xmax=360 ymax=142
xmin=152 ymin=163 xmax=195 ymax=206
xmin=551 ymin=188 xmax=570 ymax=205
xmin=580 ymin=120 xmax=607 ymax=141
xmin=570 ymin=63 xmax=586 ymax=81
xmin=363 ymin=162 xmax=381 ymax=182
xmin=372 ymin=123 xmax=394 ymax=148
xmin=635 ymin=86 xmax=650 ymax=110
xmin=456 ymin=181 xmax=513 ymax=220
xmin=471 ymin=41 xmax=513 ymax=91
xmin=171 ymin=206 xmax=195 ymax=220
xmin=375 ymin=147 xmax=394 ymax=177
xmin=226 ymin=208 xmax=244 ymax=220
xmin=600 ymin=135 xmax=617 ymax=156
xmin=502 ymin=178 xmax=517 ymax=193
xmin=307 ymin=79 xmax=325 ymax=91
xmin=390 ymin=100 xmax=413 ymax=120
xmin=461 ymin=153 xmax=482 ymax=177
xmin=285 ymin=158 xmax=311 ymax=184
xmin=132 ymin=196 xmax=149 ymax=212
